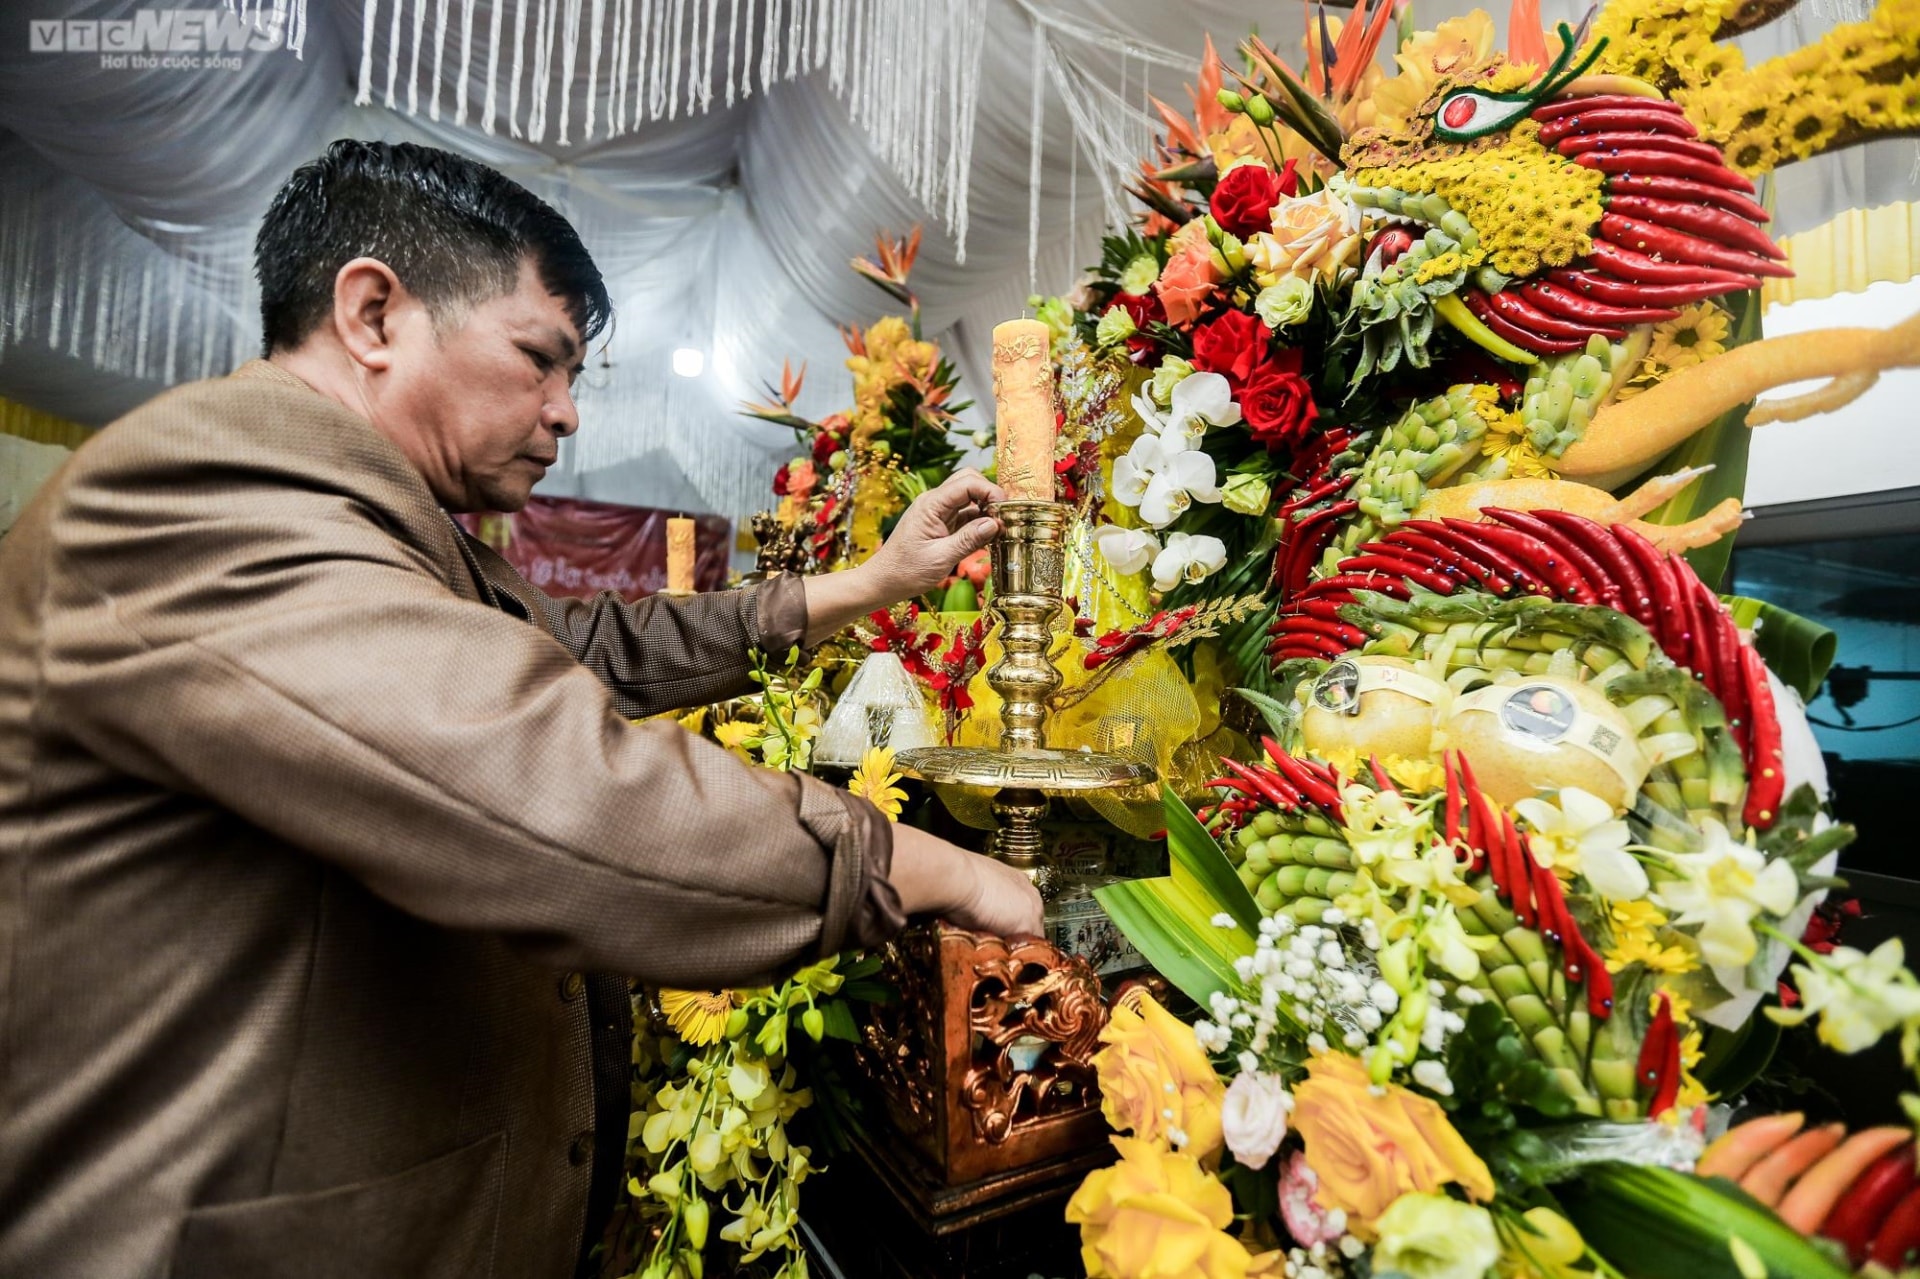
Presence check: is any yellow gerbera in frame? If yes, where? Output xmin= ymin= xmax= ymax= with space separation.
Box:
xmin=1648 ymin=303 xmax=1730 ymax=371
xmin=714 ymin=719 xmax=761 ymax=763
xmin=1604 ymin=930 xmax=1700 ymax=975
xmin=848 ymin=746 xmax=908 ymax=820
xmin=659 ymin=988 xmax=735 ymax=1046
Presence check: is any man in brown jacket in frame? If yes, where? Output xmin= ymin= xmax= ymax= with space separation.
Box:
xmin=0 ymin=140 xmax=1041 ymax=1278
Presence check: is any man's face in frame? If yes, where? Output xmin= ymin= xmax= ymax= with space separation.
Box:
xmin=385 ymin=257 xmax=585 ymax=513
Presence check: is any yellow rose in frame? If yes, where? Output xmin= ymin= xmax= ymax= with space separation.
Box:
xmin=1092 ymin=993 xmax=1225 ymax=1158
xmin=1248 ymin=190 xmax=1361 ymax=285
xmin=1290 ymin=1052 xmax=1494 ymax=1227
xmin=1067 ymin=1137 xmax=1252 ymax=1279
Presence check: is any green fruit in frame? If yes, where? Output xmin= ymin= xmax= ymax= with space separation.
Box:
xmin=941 ymin=579 xmax=978 ymax=612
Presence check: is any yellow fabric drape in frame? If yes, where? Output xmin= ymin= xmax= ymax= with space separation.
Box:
xmin=1 ymin=399 xmax=91 ymax=450
xmin=1763 ymin=201 xmax=1920 ymax=309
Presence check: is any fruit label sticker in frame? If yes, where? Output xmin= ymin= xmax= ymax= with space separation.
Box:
xmin=1311 ymin=660 xmax=1448 ymax=717
xmin=1312 ymin=660 xmax=1363 ymax=716
xmin=1500 ymin=684 xmax=1577 ymax=743
xmin=1454 ymin=681 xmax=1649 ymax=794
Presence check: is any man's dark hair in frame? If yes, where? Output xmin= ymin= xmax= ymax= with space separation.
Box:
xmin=255 ymin=139 xmax=612 ymax=354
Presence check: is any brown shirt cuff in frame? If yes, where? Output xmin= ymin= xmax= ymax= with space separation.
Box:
xmin=794 ymin=772 xmax=907 ymax=955
xmin=749 ymin=573 xmax=809 ymax=656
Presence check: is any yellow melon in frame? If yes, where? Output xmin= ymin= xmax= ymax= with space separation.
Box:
xmin=1300 ymin=656 xmax=1447 ymax=763
xmin=1442 ymin=675 xmax=1648 ymax=810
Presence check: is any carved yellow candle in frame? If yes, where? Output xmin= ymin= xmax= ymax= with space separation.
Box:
xmin=667 ymin=516 xmax=696 ymax=594
xmin=991 ymin=318 xmax=1055 ymax=502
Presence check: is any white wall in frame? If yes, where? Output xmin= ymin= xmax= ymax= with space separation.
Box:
xmin=1746 ymin=276 xmax=1920 ymax=509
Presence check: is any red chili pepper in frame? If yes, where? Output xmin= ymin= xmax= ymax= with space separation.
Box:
xmin=1531 ymin=511 xmax=1648 ymax=623
xmin=1277 ymin=498 xmax=1360 ymax=594
xmin=1480 ymin=286 xmax=1627 ymax=341
xmin=1387 ymin=526 xmax=1515 ymax=595
xmin=1443 ymin=752 xmax=1463 ymax=844
xmin=1584 ymin=238 xmax=1760 ymax=291
xmin=1279 ymin=475 xmax=1357 ymax=518
xmin=1520 ymin=278 xmax=1682 ymax=326
xmin=1604 ymin=173 xmax=1772 ymax=222
xmin=1537 ymin=108 xmax=1701 ymax=143
xmin=1583 ymin=937 xmax=1615 ymax=1019
xmin=1272 ymin=639 xmax=1343 ymax=662
xmin=1313 ymin=572 xmax=1413 ymax=599
xmin=1545 ymin=268 xmax=1750 ymax=309
xmin=1598 ymin=212 xmax=1794 ymax=279
xmin=1368 ymin=755 xmax=1397 ymax=793
xmin=1574 ymin=148 xmax=1755 ymax=193
xmin=1339 ymin=554 xmax=1460 ymax=596
xmin=1222 ymin=756 xmax=1301 ymax=810
xmin=1613 ymin=525 xmax=1684 ymax=661
xmin=1460 ymin=290 xmax=1587 ymax=353
xmin=1741 ymin=644 xmax=1785 ymax=829
xmin=1691 ymin=580 xmax=1748 ymax=751
xmin=1280 ymin=615 xmax=1370 ymax=649
xmin=1869 ymin=1185 xmax=1920 ymax=1271
xmin=1486 ymin=508 xmax=1620 ymax=611
xmin=1295 ymin=595 xmax=1357 ymax=623
xmin=1555 ymin=130 xmax=1724 ymax=163
xmin=1432 ymin=518 xmax=1547 ymax=593
xmin=1636 ymin=990 xmax=1676 ymax=1088
xmin=1504 ymin=813 xmax=1539 ymax=929
xmin=1531 ymin=94 xmax=1689 ymax=121
xmin=1470 ymin=519 xmax=1598 ymax=604
xmin=1264 ymin=743 xmax=1344 ymax=814
xmin=1824 ymin=1143 xmax=1918 ymax=1266
xmin=1602 ymin=195 xmax=1784 ymax=260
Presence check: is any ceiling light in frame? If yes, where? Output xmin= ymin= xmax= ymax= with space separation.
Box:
xmin=672 ymin=347 xmax=705 ymax=378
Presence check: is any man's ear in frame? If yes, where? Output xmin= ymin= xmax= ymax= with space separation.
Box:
xmin=332 ymin=257 xmax=406 ymax=373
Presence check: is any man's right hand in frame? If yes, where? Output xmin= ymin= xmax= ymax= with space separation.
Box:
xmin=889 ymin=824 xmax=1045 ymax=938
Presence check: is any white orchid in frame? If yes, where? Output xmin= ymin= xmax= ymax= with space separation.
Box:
xmin=1161 ymin=370 xmax=1242 ymax=450
xmin=1150 ymin=531 xmax=1227 ymax=591
xmin=1112 ymin=432 xmax=1223 ymax=529
xmin=1093 ymin=524 xmax=1160 ymax=576
xmin=1515 ymin=788 xmax=1647 ymax=902
xmin=1770 ymin=937 xmax=1920 ymax=1054
xmin=1652 ymin=819 xmax=1802 ymax=970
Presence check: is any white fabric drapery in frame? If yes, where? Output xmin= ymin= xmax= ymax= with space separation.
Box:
xmin=0 ymin=0 xmax=1901 ymax=523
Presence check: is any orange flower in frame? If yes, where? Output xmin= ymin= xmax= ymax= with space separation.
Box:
xmin=1092 ymin=992 xmax=1226 ymax=1159
xmin=1154 ymin=223 xmax=1224 ymax=328
xmin=1290 ymin=1052 xmax=1494 ymax=1229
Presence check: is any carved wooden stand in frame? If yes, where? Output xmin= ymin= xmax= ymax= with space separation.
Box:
xmin=811 ymin=921 xmax=1114 ymax=1277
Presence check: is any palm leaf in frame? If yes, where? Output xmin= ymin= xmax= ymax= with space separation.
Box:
xmin=1095 ymin=789 xmax=1257 ymax=1007
xmin=1723 ymin=595 xmax=1837 ymax=702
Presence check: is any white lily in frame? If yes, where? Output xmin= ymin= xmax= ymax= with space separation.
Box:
xmin=1139 ymin=450 xmax=1221 ymax=528
xmin=1653 ymin=819 xmax=1802 ymax=970
xmin=1151 ymin=531 xmax=1227 ymax=591
xmin=1093 ymin=524 xmax=1161 ymax=576
xmin=1515 ymin=788 xmax=1647 ymax=902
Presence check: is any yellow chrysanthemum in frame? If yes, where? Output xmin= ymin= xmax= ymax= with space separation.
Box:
xmin=714 ymin=719 xmax=761 ymax=763
xmin=1648 ymin=303 xmax=1730 ymax=370
xmin=848 ymin=746 xmax=908 ymax=820
xmin=1610 ymin=899 xmax=1669 ymax=935
xmin=1605 ymin=931 xmax=1700 ymax=975
xmin=659 ymin=988 xmax=735 ymax=1046
xmin=1481 ymin=416 xmax=1557 ymax=480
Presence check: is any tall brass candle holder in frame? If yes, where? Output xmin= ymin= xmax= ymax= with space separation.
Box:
xmin=896 ymin=500 xmax=1154 ymax=897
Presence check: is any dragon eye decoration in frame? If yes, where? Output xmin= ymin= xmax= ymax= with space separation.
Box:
xmin=1431 ymin=23 xmax=1609 ymax=143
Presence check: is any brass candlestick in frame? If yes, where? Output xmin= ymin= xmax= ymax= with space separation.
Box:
xmin=896 ymin=501 xmax=1154 ymax=897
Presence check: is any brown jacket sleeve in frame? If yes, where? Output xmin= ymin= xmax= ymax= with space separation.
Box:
xmin=36 ymin=378 xmax=903 ymax=985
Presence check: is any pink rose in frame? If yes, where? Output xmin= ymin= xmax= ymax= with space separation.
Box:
xmin=1154 ymin=238 xmax=1224 ymax=328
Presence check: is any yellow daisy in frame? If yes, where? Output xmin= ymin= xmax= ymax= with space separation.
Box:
xmin=659 ymin=988 xmax=735 ymax=1046
xmin=1648 ymin=303 xmax=1730 ymax=371
xmin=1610 ymin=900 xmax=1669 ymax=934
xmin=848 ymin=746 xmax=908 ymax=821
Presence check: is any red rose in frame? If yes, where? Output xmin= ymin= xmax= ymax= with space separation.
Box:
xmin=1241 ymin=351 xmax=1319 ymax=451
xmin=812 ymin=431 xmax=839 ymax=465
xmin=1190 ymin=308 xmax=1270 ymax=389
xmin=772 ymin=463 xmax=791 ymax=496
xmin=1209 ymin=162 xmax=1287 ymax=240
xmin=1111 ymin=290 xmax=1166 ymax=362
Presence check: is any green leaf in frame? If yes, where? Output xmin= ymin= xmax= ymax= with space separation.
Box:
xmin=1692 ymin=1014 xmax=1781 ymax=1098
xmin=1722 ymin=596 xmax=1837 ymax=703
xmin=1093 ymin=791 xmax=1259 ymax=1007
xmin=1638 ymin=289 xmax=1763 ymax=591
xmin=1559 ymin=1162 xmax=1854 ymax=1279
xmin=1233 ymin=686 xmax=1297 ymax=741
xmin=816 ymin=1000 xmax=862 ymax=1043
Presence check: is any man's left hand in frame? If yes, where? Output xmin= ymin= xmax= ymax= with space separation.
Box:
xmin=864 ymin=468 xmax=1003 ymax=602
